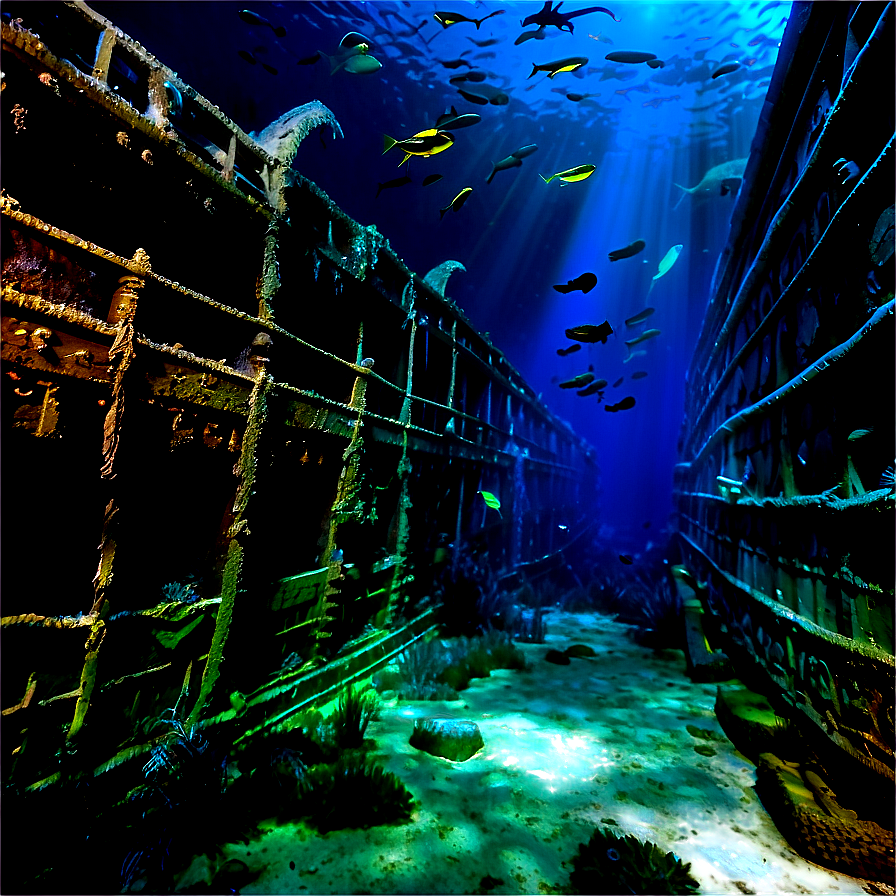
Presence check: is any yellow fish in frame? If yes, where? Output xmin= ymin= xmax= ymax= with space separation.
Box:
xmin=383 ymin=128 xmax=454 ymax=166
xmin=540 ymin=164 xmax=596 ymax=185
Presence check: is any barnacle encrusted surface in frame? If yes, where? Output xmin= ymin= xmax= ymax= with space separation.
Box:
xmin=255 ymin=101 xmax=344 ymax=169
xmin=422 ymin=260 xmax=466 ymax=299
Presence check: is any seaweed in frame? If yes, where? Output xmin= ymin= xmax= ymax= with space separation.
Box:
xmin=327 ymin=682 xmax=381 ymax=750
xmin=394 ymin=636 xmax=458 ymax=700
xmin=298 ymin=752 xmax=414 ymax=833
xmin=568 ymin=827 xmax=700 ymax=895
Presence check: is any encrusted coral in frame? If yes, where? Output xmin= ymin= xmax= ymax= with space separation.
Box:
xmin=253 ymin=101 xmax=343 ymax=195
xmin=568 ymin=827 xmax=700 ymax=895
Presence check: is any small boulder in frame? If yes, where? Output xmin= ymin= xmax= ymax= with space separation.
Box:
xmin=565 ymin=644 xmax=597 ymax=658
xmin=410 ymin=718 xmax=484 ymax=762
xmin=545 ymin=649 xmax=571 ymax=665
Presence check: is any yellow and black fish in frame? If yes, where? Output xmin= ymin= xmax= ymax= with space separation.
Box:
xmin=528 ymin=56 xmax=589 ymax=79
xmin=434 ymin=9 xmax=504 ymax=29
xmin=440 ymin=186 xmax=473 ymax=219
xmin=383 ymin=128 xmax=454 ymax=166
xmin=540 ymin=164 xmax=596 ymax=185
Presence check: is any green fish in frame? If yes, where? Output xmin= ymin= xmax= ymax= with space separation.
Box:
xmin=434 ymin=9 xmax=504 ymax=29
xmin=540 ymin=164 xmax=596 ymax=185
xmin=646 ymin=244 xmax=682 ymax=295
xmin=478 ymin=489 xmax=502 ymax=516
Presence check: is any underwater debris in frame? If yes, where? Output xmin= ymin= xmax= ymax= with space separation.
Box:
xmin=423 ymin=259 xmax=466 ymax=298
xmin=568 ymin=826 xmax=700 ymax=895
xmin=253 ymin=101 xmax=343 ymax=192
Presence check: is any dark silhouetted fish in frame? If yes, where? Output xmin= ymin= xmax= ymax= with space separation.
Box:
xmin=422 ymin=173 xmax=443 ymax=186
xmin=565 ymin=321 xmax=613 ymax=343
xmin=435 ymin=106 xmax=482 ymax=129
xmin=624 ymin=307 xmax=655 ymax=327
xmin=238 ymin=49 xmax=258 ymax=65
xmin=624 ymin=328 xmax=661 ymax=359
xmin=619 ymin=553 xmax=634 ymax=564
xmin=646 ymin=58 xmax=665 ymax=68
xmin=630 ymin=370 xmax=648 ymax=379
xmin=556 ymin=344 xmax=582 ymax=356
xmin=487 ymin=154 xmax=522 ymax=183
xmin=712 ymin=61 xmax=742 ymax=78
xmin=261 ymin=63 xmax=278 ymax=75
xmin=608 ymin=238 xmax=646 ymax=261
xmin=512 ymin=144 xmax=538 ymax=159
xmin=296 ymin=52 xmax=321 ymax=66
xmin=457 ymin=89 xmax=490 ymax=105
xmin=577 ymin=378 xmax=607 ymax=396
xmin=606 ymin=396 xmax=636 ymax=412
xmin=553 ymin=272 xmax=598 ymax=294
xmin=522 ymin=2 xmax=619 ymax=34
xmin=605 ymin=51 xmax=657 ymax=64
xmin=559 ymin=372 xmax=595 ymax=389
xmin=612 ymin=376 xmax=624 ymax=387
xmin=239 ymin=8 xmax=286 ymax=37
xmin=376 ymin=174 xmax=412 ymax=198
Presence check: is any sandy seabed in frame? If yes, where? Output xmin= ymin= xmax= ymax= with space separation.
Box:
xmin=182 ymin=610 xmax=872 ymax=896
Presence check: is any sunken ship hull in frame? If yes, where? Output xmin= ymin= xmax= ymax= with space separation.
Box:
xmin=673 ymin=0 xmax=894 ymax=880
xmin=0 ymin=2 xmax=598 ymax=788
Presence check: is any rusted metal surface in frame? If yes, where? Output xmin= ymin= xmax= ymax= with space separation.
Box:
xmin=1 ymin=2 xmax=599 ymax=790
xmin=675 ymin=2 xmax=894 ymax=781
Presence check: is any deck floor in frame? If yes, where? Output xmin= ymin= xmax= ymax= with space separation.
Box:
xmin=181 ymin=610 xmax=871 ymax=895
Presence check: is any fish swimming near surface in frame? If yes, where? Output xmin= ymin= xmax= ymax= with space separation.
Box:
xmin=449 ymin=71 xmax=487 ymax=84
xmin=383 ymin=128 xmax=454 ymax=166
xmin=566 ymin=321 xmax=613 ymax=343
xmin=712 ymin=61 xmax=742 ymax=78
xmin=516 ymin=26 xmax=548 ymax=45
xmin=554 ymin=272 xmax=598 ymax=294
xmin=540 ymin=164 xmax=596 ymax=185
xmin=439 ymin=186 xmax=473 ymax=219
xmin=559 ymin=372 xmax=595 ymax=389
xmin=239 ymin=8 xmax=286 ymax=37
xmin=624 ymin=307 xmax=655 ymax=327
xmin=606 ymin=397 xmax=636 ymax=412
xmin=605 ymin=51 xmax=657 ymax=64
xmin=566 ymin=92 xmax=600 ymax=102
xmin=439 ymin=58 xmax=474 ymax=70
xmin=630 ymin=370 xmax=648 ymax=379
xmin=612 ymin=376 xmax=624 ymax=387
xmin=673 ymin=158 xmax=747 ymax=209
xmin=646 ymin=58 xmax=665 ymax=68
xmin=422 ymin=173 xmax=443 ymax=186
xmin=487 ymin=154 xmax=523 ymax=183
xmin=522 ymin=1 xmax=620 ymax=34
xmin=435 ymin=107 xmax=481 ymax=129
xmin=608 ymin=238 xmax=646 ymax=261
xmin=529 ymin=57 xmax=589 ymax=79
xmin=624 ymin=328 xmax=660 ymax=358
xmin=376 ymin=174 xmax=412 ymax=197
xmin=434 ymin=9 xmax=505 ymax=29
xmin=556 ymin=344 xmax=582 ymax=356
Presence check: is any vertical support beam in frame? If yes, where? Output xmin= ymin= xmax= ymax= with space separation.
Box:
xmin=92 ymin=27 xmax=116 ymax=83
xmin=400 ymin=319 xmax=417 ymax=424
xmin=259 ymin=214 xmax=282 ymax=323
xmin=382 ymin=430 xmax=413 ymax=627
xmin=189 ymin=364 xmax=271 ymax=728
xmin=446 ymin=320 xmax=458 ymax=435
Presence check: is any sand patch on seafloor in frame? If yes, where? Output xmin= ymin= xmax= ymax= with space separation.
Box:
xmin=181 ymin=611 xmax=871 ymax=895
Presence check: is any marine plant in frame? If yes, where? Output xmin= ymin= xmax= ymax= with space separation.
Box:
xmin=119 ymin=709 xmax=233 ymax=892
xmin=568 ymin=827 xmax=700 ymax=895
xmin=327 ymin=682 xmax=381 ymax=749
xmin=394 ymin=635 xmax=458 ymax=700
xmin=298 ymin=752 xmax=414 ymax=833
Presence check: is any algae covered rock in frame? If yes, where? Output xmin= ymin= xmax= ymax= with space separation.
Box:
xmin=409 ymin=717 xmax=484 ymax=761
